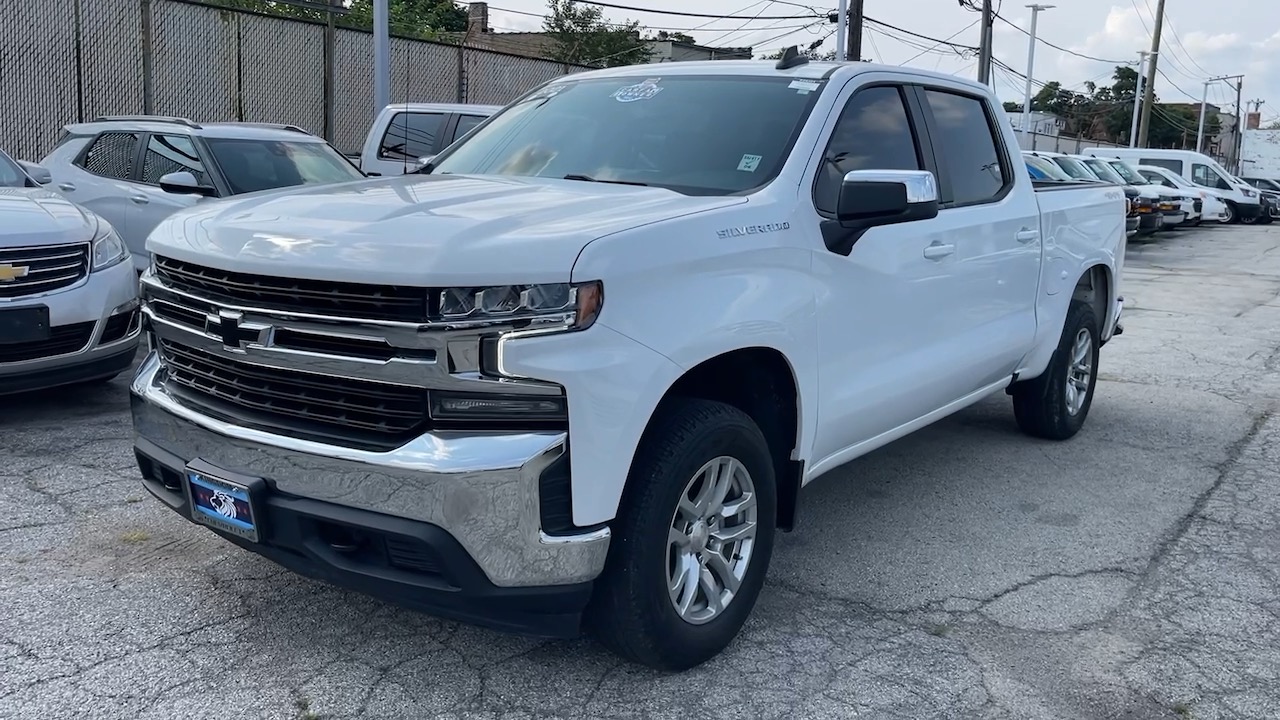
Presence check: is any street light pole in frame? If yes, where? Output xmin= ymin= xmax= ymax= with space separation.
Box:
xmin=1129 ymin=51 xmax=1147 ymax=148
xmin=373 ymin=0 xmax=389 ymax=118
xmin=1021 ymin=5 xmax=1054 ymax=136
xmin=835 ymin=0 xmax=848 ymax=61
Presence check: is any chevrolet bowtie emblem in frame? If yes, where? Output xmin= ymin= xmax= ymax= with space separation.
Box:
xmin=0 ymin=264 xmax=30 ymax=282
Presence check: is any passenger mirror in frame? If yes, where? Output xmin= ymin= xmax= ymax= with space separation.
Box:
xmin=17 ymin=160 xmax=51 ymax=185
xmin=159 ymin=171 xmax=216 ymax=197
xmin=415 ymin=155 xmax=437 ymax=174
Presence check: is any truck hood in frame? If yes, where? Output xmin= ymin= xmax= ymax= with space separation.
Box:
xmin=147 ymin=174 xmax=746 ymax=286
xmin=0 ymin=187 xmax=98 ymax=249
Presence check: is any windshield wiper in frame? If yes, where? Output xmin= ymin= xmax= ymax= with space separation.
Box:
xmin=562 ymin=174 xmax=649 ymax=187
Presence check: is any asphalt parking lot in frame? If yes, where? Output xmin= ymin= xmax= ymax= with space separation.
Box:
xmin=3 ymin=223 xmax=1280 ymax=720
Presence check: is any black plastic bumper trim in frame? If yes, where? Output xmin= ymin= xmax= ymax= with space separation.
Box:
xmin=0 ymin=344 xmax=137 ymax=396
xmin=132 ymin=436 xmax=594 ymax=639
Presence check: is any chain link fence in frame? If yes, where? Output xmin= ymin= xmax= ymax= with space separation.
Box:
xmin=0 ymin=0 xmax=589 ymax=161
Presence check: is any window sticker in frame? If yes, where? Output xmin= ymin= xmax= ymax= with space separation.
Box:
xmin=788 ymin=80 xmax=820 ymax=95
xmin=737 ymin=154 xmax=763 ymax=172
xmin=612 ymin=78 xmax=663 ymax=103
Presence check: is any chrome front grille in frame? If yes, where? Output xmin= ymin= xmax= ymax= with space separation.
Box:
xmin=140 ymin=265 xmax=565 ymax=450
xmin=158 ymin=338 xmax=430 ymax=449
xmin=154 ymin=255 xmax=432 ymax=323
xmin=0 ymin=242 xmax=90 ymax=298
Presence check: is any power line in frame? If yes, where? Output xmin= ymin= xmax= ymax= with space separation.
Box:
xmin=862 ymin=17 xmax=979 ymax=51
xmin=486 ymin=4 xmax=814 ymax=33
xmin=897 ymin=18 xmax=979 ymax=65
xmin=1142 ymin=0 xmax=1211 ymax=78
xmin=563 ymin=1 xmax=818 ymax=20
xmin=994 ymin=12 xmax=1132 ymax=65
xmin=702 ymin=1 xmax=780 ymax=47
xmin=1130 ymin=0 xmax=1204 ymax=83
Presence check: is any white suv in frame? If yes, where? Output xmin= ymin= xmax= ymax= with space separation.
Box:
xmin=39 ymin=116 xmax=367 ymax=272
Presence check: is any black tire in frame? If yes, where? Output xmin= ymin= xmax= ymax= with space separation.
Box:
xmin=1219 ymin=202 xmax=1237 ymax=224
xmin=1242 ymin=212 xmax=1258 ymax=225
xmin=1010 ymin=299 xmax=1100 ymax=440
xmin=587 ymin=397 xmax=777 ymax=671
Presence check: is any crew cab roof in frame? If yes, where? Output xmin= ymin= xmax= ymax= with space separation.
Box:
xmin=550 ymin=58 xmax=996 ymax=94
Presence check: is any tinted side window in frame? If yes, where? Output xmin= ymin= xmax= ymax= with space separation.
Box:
xmin=78 ymin=132 xmax=139 ymax=180
xmin=379 ymin=112 xmax=445 ymax=160
xmin=1140 ymin=157 xmax=1181 ymax=173
xmin=923 ymin=89 xmax=1007 ymax=205
xmin=452 ymin=114 xmax=486 ymax=143
xmin=141 ymin=134 xmax=209 ymax=186
xmin=813 ymin=85 xmax=921 ymax=215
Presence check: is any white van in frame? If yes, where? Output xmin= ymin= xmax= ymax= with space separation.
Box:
xmin=1082 ymin=147 xmax=1262 ymax=223
xmin=356 ymin=103 xmax=502 ymax=177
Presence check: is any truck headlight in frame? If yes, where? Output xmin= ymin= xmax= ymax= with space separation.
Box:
xmin=91 ymin=221 xmax=128 ymax=272
xmin=439 ymin=280 xmax=603 ymax=330
xmin=1242 ymin=188 xmax=1257 ymax=198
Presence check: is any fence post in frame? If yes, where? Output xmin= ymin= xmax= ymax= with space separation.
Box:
xmin=323 ymin=4 xmax=335 ymax=141
xmin=141 ymin=0 xmax=154 ymax=114
xmin=73 ymin=0 xmax=85 ymax=121
xmin=456 ymin=42 xmax=466 ymax=103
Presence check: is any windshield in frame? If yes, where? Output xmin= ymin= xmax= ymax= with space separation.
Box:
xmin=431 ymin=75 xmax=822 ymax=196
xmin=1024 ymin=154 xmax=1072 ymax=181
xmin=1047 ymin=155 xmax=1097 ymax=181
xmin=1107 ymin=160 xmax=1149 ymax=185
xmin=1139 ymin=167 xmax=1192 ymax=189
xmin=1081 ymin=157 xmax=1127 ymax=184
xmin=204 ymin=138 xmax=364 ymax=195
xmin=0 ymin=151 xmax=25 ymax=188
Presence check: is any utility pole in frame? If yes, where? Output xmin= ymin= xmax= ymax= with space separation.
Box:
xmin=835 ymin=0 xmax=847 ymax=61
xmin=373 ymin=0 xmax=389 ymax=119
xmin=1021 ymin=4 xmax=1053 ymax=136
xmin=1198 ymin=74 xmax=1242 ymax=153
xmin=848 ymin=0 xmax=865 ymax=61
xmin=976 ymin=0 xmax=995 ymax=86
xmin=1129 ymin=51 xmax=1147 ymax=148
xmin=1232 ymin=77 xmax=1244 ymax=173
xmin=1135 ymin=0 xmax=1166 ymax=148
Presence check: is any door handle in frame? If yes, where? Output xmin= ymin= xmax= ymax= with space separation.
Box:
xmin=58 ymin=182 xmax=75 ymax=192
xmin=923 ymin=243 xmax=955 ymax=260
xmin=129 ymin=195 xmax=150 ymax=204
xmin=1016 ymin=229 xmax=1040 ymax=243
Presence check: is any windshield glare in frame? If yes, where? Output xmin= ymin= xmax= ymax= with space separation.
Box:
xmin=1108 ymin=160 xmax=1148 ymax=185
xmin=431 ymin=75 xmax=821 ymax=196
xmin=205 ymin=139 xmax=363 ymax=195
xmin=1082 ymin=158 xmax=1126 ymax=184
xmin=1049 ymin=156 xmax=1097 ymax=181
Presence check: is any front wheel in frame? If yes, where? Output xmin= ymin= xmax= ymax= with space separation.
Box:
xmin=587 ymin=397 xmax=777 ymax=671
xmin=1219 ymin=202 xmax=1237 ymax=224
xmin=1010 ymin=299 xmax=1100 ymax=440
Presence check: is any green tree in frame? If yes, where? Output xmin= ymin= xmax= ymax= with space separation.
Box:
xmin=345 ymin=0 xmax=468 ymax=35
xmin=542 ymin=0 xmax=651 ymax=67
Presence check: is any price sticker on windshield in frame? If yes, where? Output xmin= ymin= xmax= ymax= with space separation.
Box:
xmin=737 ymin=154 xmax=763 ymax=172
xmin=612 ymin=78 xmax=664 ymax=103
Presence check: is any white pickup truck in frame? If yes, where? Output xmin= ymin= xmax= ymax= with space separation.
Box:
xmin=130 ymin=51 xmax=1126 ymax=671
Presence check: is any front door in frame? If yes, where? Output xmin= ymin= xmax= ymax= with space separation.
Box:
xmin=805 ymin=79 xmax=962 ymax=464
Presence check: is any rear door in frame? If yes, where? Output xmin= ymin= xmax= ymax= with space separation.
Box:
xmin=914 ymin=84 xmax=1042 ymax=383
xmin=56 ymin=132 xmax=142 ymax=250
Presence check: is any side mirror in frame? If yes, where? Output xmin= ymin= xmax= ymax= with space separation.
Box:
xmin=415 ymin=155 xmax=437 ymax=174
xmin=836 ymin=166 xmax=938 ymax=223
xmin=159 ymin=171 xmax=216 ymax=197
xmin=18 ymin=160 xmax=51 ymax=185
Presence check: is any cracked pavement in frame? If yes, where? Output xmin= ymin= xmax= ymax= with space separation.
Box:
xmin=3 ymin=224 xmax=1280 ymax=719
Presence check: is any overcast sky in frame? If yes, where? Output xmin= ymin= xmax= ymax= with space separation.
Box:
xmin=483 ymin=0 xmax=1279 ymax=123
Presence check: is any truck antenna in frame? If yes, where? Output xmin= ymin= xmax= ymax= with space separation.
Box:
xmin=775 ymin=45 xmax=809 ymax=70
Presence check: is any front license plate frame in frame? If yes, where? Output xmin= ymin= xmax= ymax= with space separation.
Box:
xmin=0 ymin=306 xmax=51 ymax=345
xmin=183 ymin=459 xmax=267 ymax=543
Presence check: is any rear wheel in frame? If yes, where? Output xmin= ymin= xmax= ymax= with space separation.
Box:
xmin=1010 ymin=299 xmax=1100 ymax=440
xmin=587 ymin=397 xmax=776 ymax=671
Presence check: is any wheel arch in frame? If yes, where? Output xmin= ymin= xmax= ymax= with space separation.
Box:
xmin=631 ymin=346 xmax=806 ymax=532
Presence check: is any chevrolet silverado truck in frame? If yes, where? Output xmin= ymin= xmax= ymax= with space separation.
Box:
xmin=130 ymin=50 xmax=1127 ymax=671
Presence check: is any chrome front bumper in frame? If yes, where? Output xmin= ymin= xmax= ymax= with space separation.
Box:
xmin=129 ymin=351 xmax=610 ymax=588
